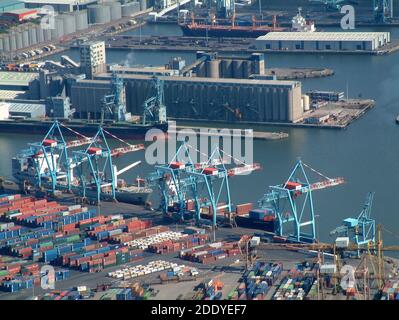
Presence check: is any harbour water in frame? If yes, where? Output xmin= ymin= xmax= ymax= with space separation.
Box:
xmin=2 ymin=24 xmax=399 ymax=245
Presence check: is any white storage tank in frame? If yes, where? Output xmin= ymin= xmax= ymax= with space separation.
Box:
xmin=22 ymin=28 xmax=30 ymax=48
xmin=29 ymin=26 xmax=37 ymax=46
xmin=35 ymin=25 xmax=44 ymax=43
xmin=75 ymin=10 xmax=89 ymax=30
xmin=51 ymin=16 xmax=64 ymax=40
xmin=302 ymin=94 xmax=310 ymax=111
xmin=15 ymin=31 xmax=23 ymax=50
xmin=140 ymin=0 xmax=147 ymax=10
xmin=2 ymin=35 xmax=10 ymax=52
xmin=88 ymin=5 xmax=111 ymax=24
xmin=62 ymin=14 xmax=77 ymax=35
xmin=9 ymin=32 xmax=17 ymax=52
xmin=43 ymin=27 xmax=51 ymax=41
xmin=0 ymin=36 xmax=3 ymax=52
xmin=108 ymin=2 xmax=122 ymax=21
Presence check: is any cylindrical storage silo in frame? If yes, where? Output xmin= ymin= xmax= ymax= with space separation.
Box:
xmin=88 ymin=5 xmax=111 ymax=24
xmin=2 ymin=35 xmax=10 ymax=52
xmin=9 ymin=33 xmax=17 ymax=52
xmin=22 ymin=29 xmax=30 ymax=48
xmin=221 ymin=59 xmax=232 ymax=78
xmin=62 ymin=14 xmax=76 ymax=35
xmin=36 ymin=26 xmax=44 ymax=43
xmin=16 ymin=31 xmax=23 ymax=50
xmin=75 ymin=10 xmax=88 ymax=30
xmin=108 ymin=2 xmax=122 ymax=21
xmin=206 ymin=60 xmax=220 ymax=78
xmin=140 ymin=0 xmax=147 ymax=10
xmin=29 ymin=27 xmax=37 ymax=46
xmin=43 ymin=27 xmax=51 ymax=41
xmin=0 ymin=36 xmax=3 ymax=52
xmin=51 ymin=16 xmax=64 ymax=40
xmin=232 ymin=60 xmax=243 ymax=78
xmin=122 ymin=2 xmax=140 ymax=17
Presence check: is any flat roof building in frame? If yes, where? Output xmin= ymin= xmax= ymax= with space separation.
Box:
xmin=23 ymin=0 xmax=97 ymax=12
xmin=256 ymin=32 xmax=391 ymax=52
xmin=0 ymin=101 xmax=46 ymax=119
xmin=0 ymin=8 xmax=38 ymax=22
xmin=0 ymin=71 xmax=39 ymax=90
xmin=80 ymin=41 xmax=106 ymax=79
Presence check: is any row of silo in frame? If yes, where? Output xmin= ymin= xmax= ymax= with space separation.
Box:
xmin=121 ymin=1 xmax=140 ymax=17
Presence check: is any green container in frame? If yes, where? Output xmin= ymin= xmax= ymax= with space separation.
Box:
xmin=40 ymin=241 xmax=54 ymax=248
xmin=0 ymin=270 xmax=9 ymax=276
xmin=66 ymin=235 xmax=80 ymax=243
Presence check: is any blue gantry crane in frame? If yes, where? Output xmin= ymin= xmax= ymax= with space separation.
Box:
xmin=142 ymin=76 xmax=167 ymax=126
xmin=374 ymin=0 xmax=392 ymax=23
xmin=258 ymin=159 xmax=344 ymax=243
xmin=330 ymin=192 xmax=376 ymax=257
xmin=147 ymin=143 xmax=197 ymax=220
xmin=24 ymin=120 xmax=94 ymax=194
xmin=73 ymin=127 xmax=144 ymax=203
xmin=148 ymin=142 xmax=260 ymax=227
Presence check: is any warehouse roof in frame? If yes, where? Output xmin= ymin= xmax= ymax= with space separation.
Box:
xmin=95 ymin=73 xmax=301 ymax=88
xmin=257 ymin=32 xmax=390 ymax=42
xmin=0 ymin=90 xmax=27 ymax=100
xmin=0 ymin=71 xmax=38 ymax=86
xmin=3 ymin=102 xmax=45 ymax=113
xmin=23 ymin=0 xmax=95 ymax=4
xmin=2 ymin=8 xmax=37 ymax=14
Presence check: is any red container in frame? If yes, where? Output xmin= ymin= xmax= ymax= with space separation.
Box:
xmin=203 ymin=167 xmax=218 ymax=175
xmin=285 ymin=181 xmax=302 ymax=190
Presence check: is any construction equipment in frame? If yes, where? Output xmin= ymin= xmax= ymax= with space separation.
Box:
xmin=330 ymin=192 xmax=376 ymax=258
xmin=258 ymin=159 xmax=344 ymax=243
xmin=142 ymin=77 xmax=167 ymax=126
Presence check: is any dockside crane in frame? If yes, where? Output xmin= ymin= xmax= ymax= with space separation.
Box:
xmin=374 ymin=0 xmax=392 ymax=23
xmin=187 ymin=145 xmax=260 ymax=227
xmin=25 ymin=120 xmax=95 ymax=194
xmin=258 ymin=159 xmax=344 ymax=243
xmin=330 ymin=192 xmax=376 ymax=258
xmin=142 ymin=76 xmax=167 ymax=126
xmin=147 ymin=143 xmax=260 ymax=227
xmin=147 ymin=143 xmax=197 ymax=221
xmin=73 ymin=127 xmax=144 ymax=203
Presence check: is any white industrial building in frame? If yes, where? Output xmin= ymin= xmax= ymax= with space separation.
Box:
xmin=0 ymin=102 xmax=46 ymax=119
xmin=256 ymin=32 xmax=391 ymax=52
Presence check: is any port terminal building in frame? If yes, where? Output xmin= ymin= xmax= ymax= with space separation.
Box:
xmin=88 ymin=74 xmax=304 ymax=123
xmin=256 ymin=32 xmax=391 ymax=52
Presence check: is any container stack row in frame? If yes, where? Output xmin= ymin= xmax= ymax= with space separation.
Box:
xmin=179 ymin=241 xmax=241 ymax=264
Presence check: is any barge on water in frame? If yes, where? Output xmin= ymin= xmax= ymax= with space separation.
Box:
xmin=0 ymin=119 xmax=168 ymax=139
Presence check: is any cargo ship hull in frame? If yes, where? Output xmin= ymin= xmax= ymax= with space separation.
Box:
xmin=180 ymin=25 xmax=285 ymax=38
xmin=0 ymin=120 xmax=168 ymax=139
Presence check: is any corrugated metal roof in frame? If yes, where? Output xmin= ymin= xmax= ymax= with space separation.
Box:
xmin=0 ymin=72 xmax=38 ymax=86
xmin=7 ymin=102 xmax=45 ymax=113
xmin=257 ymin=32 xmax=390 ymax=42
xmin=23 ymin=0 xmax=94 ymax=4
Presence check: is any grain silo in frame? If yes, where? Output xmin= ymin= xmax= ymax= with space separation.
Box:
xmin=29 ymin=26 xmax=37 ymax=46
xmin=15 ymin=31 xmax=23 ymax=50
xmin=62 ymin=14 xmax=76 ymax=35
xmin=51 ymin=15 xmax=64 ymax=40
xmin=3 ymin=35 xmax=10 ymax=52
xmin=43 ymin=27 xmax=52 ymax=41
xmin=9 ymin=32 xmax=17 ymax=52
xmin=36 ymin=25 xmax=44 ymax=43
xmin=0 ymin=36 xmax=3 ymax=52
xmin=22 ymin=28 xmax=30 ymax=48
xmin=75 ymin=10 xmax=88 ymax=30
xmin=108 ymin=2 xmax=122 ymax=21
xmin=122 ymin=2 xmax=140 ymax=17
xmin=88 ymin=5 xmax=111 ymax=24
xmin=140 ymin=0 xmax=147 ymax=10
xmin=206 ymin=60 xmax=220 ymax=78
